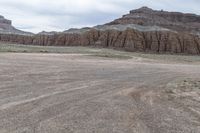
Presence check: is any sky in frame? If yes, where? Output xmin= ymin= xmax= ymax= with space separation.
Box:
xmin=0 ymin=0 xmax=199 ymax=33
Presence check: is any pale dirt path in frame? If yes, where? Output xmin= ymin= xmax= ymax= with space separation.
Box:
xmin=0 ymin=53 xmax=199 ymax=133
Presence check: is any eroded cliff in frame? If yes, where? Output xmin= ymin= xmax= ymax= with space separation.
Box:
xmin=0 ymin=7 xmax=200 ymax=55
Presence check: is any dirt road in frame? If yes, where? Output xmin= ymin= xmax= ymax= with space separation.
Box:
xmin=0 ymin=53 xmax=200 ymax=133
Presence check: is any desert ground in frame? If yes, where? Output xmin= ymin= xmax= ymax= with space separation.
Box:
xmin=0 ymin=44 xmax=200 ymax=133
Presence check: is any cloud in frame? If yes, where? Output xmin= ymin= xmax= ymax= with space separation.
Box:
xmin=0 ymin=0 xmax=199 ymax=33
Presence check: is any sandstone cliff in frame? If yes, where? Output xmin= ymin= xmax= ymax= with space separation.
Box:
xmin=0 ymin=7 xmax=200 ymax=55
xmin=1 ymin=29 xmax=199 ymax=54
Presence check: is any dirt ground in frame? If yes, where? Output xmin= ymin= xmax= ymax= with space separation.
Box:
xmin=0 ymin=53 xmax=200 ymax=133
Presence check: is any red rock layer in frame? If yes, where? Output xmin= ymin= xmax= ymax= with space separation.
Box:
xmin=0 ymin=29 xmax=200 ymax=55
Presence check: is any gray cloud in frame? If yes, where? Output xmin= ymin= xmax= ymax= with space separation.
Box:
xmin=0 ymin=0 xmax=199 ymax=33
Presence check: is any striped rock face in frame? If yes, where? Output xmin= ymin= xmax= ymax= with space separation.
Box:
xmin=0 ymin=7 xmax=200 ymax=55
xmin=107 ymin=7 xmax=200 ymax=34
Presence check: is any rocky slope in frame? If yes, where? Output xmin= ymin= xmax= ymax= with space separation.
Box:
xmin=0 ymin=7 xmax=200 ymax=55
xmin=0 ymin=15 xmax=33 ymax=35
xmin=0 ymin=15 xmax=12 ymax=31
xmin=107 ymin=7 xmax=200 ymax=34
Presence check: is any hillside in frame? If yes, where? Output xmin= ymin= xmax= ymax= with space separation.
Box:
xmin=107 ymin=7 xmax=200 ymax=34
xmin=0 ymin=7 xmax=200 ymax=55
xmin=0 ymin=15 xmax=33 ymax=35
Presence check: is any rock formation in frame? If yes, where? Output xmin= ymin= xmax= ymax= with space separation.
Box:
xmin=0 ymin=15 xmax=12 ymax=30
xmin=107 ymin=6 xmax=200 ymax=34
xmin=0 ymin=15 xmax=33 ymax=35
xmin=0 ymin=7 xmax=200 ymax=55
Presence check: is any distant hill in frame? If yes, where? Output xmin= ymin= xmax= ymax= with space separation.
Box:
xmin=0 ymin=15 xmax=33 ymax=35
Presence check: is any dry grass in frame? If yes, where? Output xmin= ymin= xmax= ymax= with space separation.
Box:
xmin=0 ymin=42 xmax=200 ymax=62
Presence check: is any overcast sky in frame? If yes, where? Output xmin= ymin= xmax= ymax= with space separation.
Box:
xmin=0 ymin=0 xmax=199 ymax=33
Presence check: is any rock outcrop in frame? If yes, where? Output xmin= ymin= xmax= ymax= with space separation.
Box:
xmin=1 ymin=29 xmax=199 ymax=54
xmin=107 ymin=6 xmax=200 ymax=34
xmin=0 ymin=7 xmax=200 ymax=55
xmin=0 ymin=15 xmax=12 ymax=30
xmin=0 ymin=15 xmax=33 ymax=35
